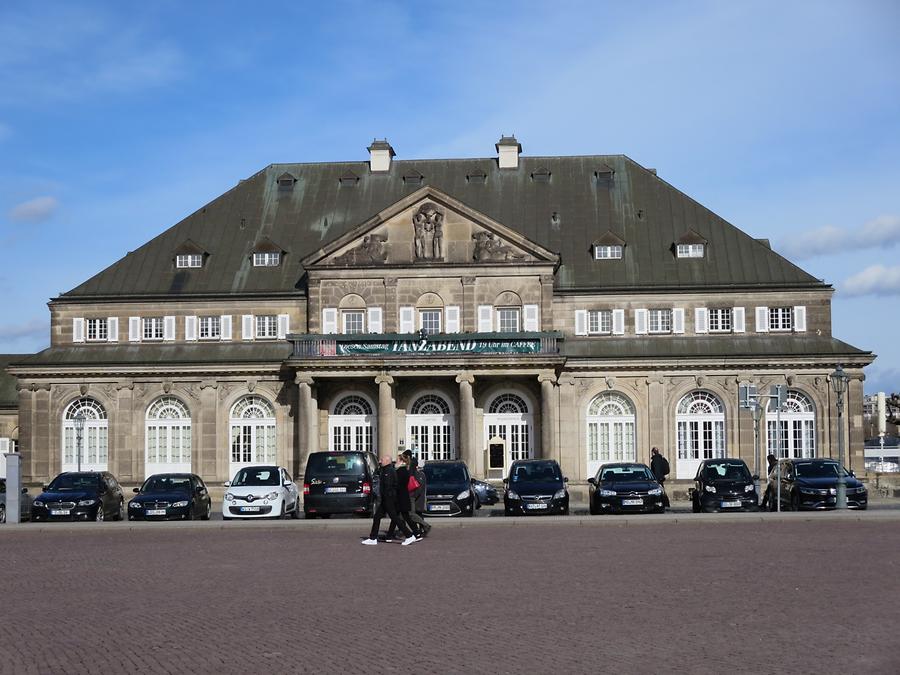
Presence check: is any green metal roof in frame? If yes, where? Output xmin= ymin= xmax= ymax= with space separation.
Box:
xmin=0 ymin=355 xmax=25 ymax=407
xmin=59 ymin=155 xmax=824 ymax=299
xmin=11 ymin=344 xmax=292 ymax=368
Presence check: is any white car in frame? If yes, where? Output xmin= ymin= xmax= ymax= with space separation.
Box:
xmin=223 ymin=465 xmax=301 ymax=520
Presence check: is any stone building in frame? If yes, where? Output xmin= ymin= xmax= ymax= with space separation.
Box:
xmin=7 ymin=137 xmax=874 ymax=487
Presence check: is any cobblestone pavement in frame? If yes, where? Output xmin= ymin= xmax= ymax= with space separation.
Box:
xmin=2 ymin=519 xmax=898 ymax=674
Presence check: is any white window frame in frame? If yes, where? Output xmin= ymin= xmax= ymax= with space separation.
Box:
xmin=708 ymin=308 xmax=733 ymax=333
xmin=769 ymin=307 xmax=793 ymax=332
xmin=586 ymin=393 xmax=637 ymax=478
xmin=252 ymin=252 xmax=281 ymax=267
xmin=176 ymin=254 xmax=203 ymax=269
xmin=342 ymin=310 xmax=365 ymax=335
xmin=496 ymin=307 xmax=521 ymax=333
xmin=255 ymin=315 xmax=278 ymax=339
xmin=145 ymin=397 xmax=192 ymax=477
xmin=86 ymin=318 xmax=108 ymax=342
xmin=648 ymin=309 xmax=672 ymax=334
xmin=594 ymin=245 xmax=623 ymax=260
xmin=143 ymin=317 xmax=164 ymax=341
xmin=419 ymin=309 xmax=442 ymax=335
xmin=765 ymin=390 xmax=816 ymax=459
xmin=676 ymin=243 xmax=705 ymax=258
xmin=199 ymin=316 xmax=221 ymax=340
xmin=588 ymin=309 xmax=613 ymax=335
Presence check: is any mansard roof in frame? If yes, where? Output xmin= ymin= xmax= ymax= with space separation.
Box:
xmin=59 ymin=154 xmax=824 ymax=299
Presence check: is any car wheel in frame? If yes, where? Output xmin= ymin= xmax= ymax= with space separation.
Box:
xmin=279 ymin=501 xmax=287 ymax=520
xmin=320 ymin=513 xmax=331 ymax=519
xmin=291 ymin=498 xmax=301 ymax=519
xmin=691 ymin=495 xmax=701 ymax=513
xmin=186 ymin=502 xmax=195 ymax=521
xmin=95 ymin=505 xmax=105 ymax=522
xmin=0 ymin=504 xmax=5 ymax=524
xmin=116 ymin=500 xmax=125 ymax=521
xmin=202 ymin=502 xmax=211 ymax=521
xmin=306 ymin=511 xmax=316 ymax=520
xmin=790 ymin=492 xmax=800 ymax=512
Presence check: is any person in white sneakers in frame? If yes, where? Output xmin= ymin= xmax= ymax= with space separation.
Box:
xmin=361 ymin=455 xmax=418 ymax=546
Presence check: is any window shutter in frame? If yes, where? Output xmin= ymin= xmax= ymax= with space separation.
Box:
xmin=694 ymin=308 xmax=708 ymax=334
xmin=635 ymin=309 xmax=648 ymax=335
xmin=574 ymin=310 xmax=588 ymax=336
xmin=277 ymin=314 xmax=290 ymax=339
xmin=106 ymin=317 xmax=118 ymax=343
xmin=793 ymin=306 xmax=807 ymax=332
xmin=612 ymin=309 xmax=625 ymax=335
xmin=445 ymin=306 xmax=460 ymax=333
xmin=733 ymin=307 xmax=745 ymax=333
xmin=163 ymin=316 xmax=176 ymax=341
xmin=242 ymin=314 xmax=255 ymax=340
xmin=399 ymin=307 xmax=415 ymax=333
xmin=72 ymin=318 xmax=85 ymax=343
xmin=129 ymin=317 xmax=141 ymax=342
xmin=672 ymin=308 xmax=685 ymax=334
xmin=220 ymin=315 xmax=233 ymax=341
xmin=477 ymin=305 xmax=493 ymax=333
xmin=755 ymin=306 xmax=769 ymax=333
xmin=185 ymin=316 xmax=197 ymax=342
xmin=523 ymin=304 xmax=539 ymax=332
xmin=367 ymin=307 xmax=383 ymax=334
xmin=321 ymin=308 xmax=338 ymax=335
xmin=0 ymin=438 xmax=8 ymax=454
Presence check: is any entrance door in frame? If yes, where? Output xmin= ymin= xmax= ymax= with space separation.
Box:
xmin=406 ymin=394 xmax=454 ymax=461
xmin=484 ymin=392 xmax=533 ymax=479
xmin=328 ymin=395 xmax=376 ymax=454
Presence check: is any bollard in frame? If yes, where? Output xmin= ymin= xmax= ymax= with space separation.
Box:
xmin=4 ymin=453 xmax=22 ymax=524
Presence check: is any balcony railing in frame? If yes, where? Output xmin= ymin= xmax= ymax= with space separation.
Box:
xmin=288 ymin=331 xmax=562 ymax=358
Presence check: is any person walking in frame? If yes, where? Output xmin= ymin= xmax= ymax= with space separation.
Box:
xmin=760 ymin=453 xmax=778 ymax=510
xmin=386 ymin=450 xmax=422 ymax=541
xmin=361 ymin=455 xmax=418 ymax=546
xmin=407 ymin=456 xmax=431 ymax=537
xmin=650 ymin=447 xmax=671 ymax=508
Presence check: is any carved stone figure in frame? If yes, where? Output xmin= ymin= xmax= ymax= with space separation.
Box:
xmin=332 ymin=234 xmax=388 ymax=265
xmin=413 ymin=203 xmax=444 ymax=260
xmin=472 ymin=230 xmax=526 ymax=262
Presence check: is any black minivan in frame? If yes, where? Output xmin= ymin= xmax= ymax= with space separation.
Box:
xmin=303 ymin=451 xmax=378 ymax=518
xmin=423 ymin=460 xmax=477 ymax=517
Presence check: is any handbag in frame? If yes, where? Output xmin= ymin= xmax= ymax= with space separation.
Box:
xmin=407 ymin=474 xmax=420 ymax=492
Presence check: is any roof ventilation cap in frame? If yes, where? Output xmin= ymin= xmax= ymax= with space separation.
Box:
xmin=496 ymin=134 xmax=522 ymax=169
xmin=368 ymin=138 xmax=395 ymax=172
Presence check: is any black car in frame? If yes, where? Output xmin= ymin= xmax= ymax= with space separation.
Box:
xmin=303 ymin=451 xmax=378 ymax=518
xmin=765 ymin=458 xmax=868 ymax=511
xmin=689 ymin=458 xmax=759 ymax=513
xmin=128 ymin=473 xmax=212 ymax=521
xmin=423 ymin=460 xmax=477 ymax=517
xmin=471 ymin=477 xmax=499 ymax=507
xmin=1 ymin=477 xmax=33 ymax=523
xmin=503 ymin=459 xmax=569 ymax=516
xmin=588 ymin=463 xmax=665 ymax=515
xmin=31 ymin=472 xmax=125 ymax=522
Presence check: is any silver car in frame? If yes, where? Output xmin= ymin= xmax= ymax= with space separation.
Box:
xmin=0 ymin=478 xmax=33 ymax=523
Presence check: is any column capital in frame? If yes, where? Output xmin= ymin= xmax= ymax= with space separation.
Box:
xmin=558 ymin=374 xmax=576 ymax=387
xmin=540 ymin=274 xmax=555 ymax=285
xmin=294 ymin=373 xmax=315 ymax=386
xmin=461 ymin=276 xmax=477 ymax=286
xmin=537 ymin=372 xmax=557 ymax=385
xmin=455 ymin=372 xmax=475 ymax=386
xmin=375 ymin=373 xmax=394 ymax=386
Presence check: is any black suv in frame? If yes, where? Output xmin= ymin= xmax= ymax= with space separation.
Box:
xmin=423 ymin=460 xmax=477 ymax=517
xmin=32 ymin=472 xmax=125 ymax=522
xmin=588 ymin=463 xmax=664 ymax=514
xmin=503 ymin=459 xmax=569 ymax=516
xmin=303 ymin=451 xmax=378 ymax=518
xmin=689 ymin=458 xmax=759 ymax=513
xmin=764 ymin=458 xmax=867 ymax=511
xmin=128 ymin=473 xmax=212 ymax=521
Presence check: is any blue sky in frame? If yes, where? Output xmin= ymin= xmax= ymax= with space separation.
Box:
xmin=1 ymin=0 xmax=899 ymax=392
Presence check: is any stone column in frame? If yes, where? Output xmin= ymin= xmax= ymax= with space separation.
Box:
xmin=538 ymin=372 xmax=558 ymax=462
xmin=557 ymin=375 xmax=579 ymax=480
xmin=456 ymin=372 xmax=477 ymax=474
xmin=848 ymin=374 xmax=866 ymax=474
xmin=647 ymin=376 xmax=667 ymax=465
xmin=295 ymin=373 xmax=317 ymax=475
xmin=375 ymin=374 xmax=395 ymax=456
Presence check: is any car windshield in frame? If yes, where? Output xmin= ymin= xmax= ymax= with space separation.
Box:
xmin=306 ymin=453 xmax=365 ymax=475
xmin=424 ymin=464 xmax=467 ymax=483
xmin=510 ymin=462 xmax=561 ymax=482
xmin=231 ymin=468 xmax=280 ymax=486
xmin=141 ymin=475 xmax=192 ymax=493
xmin=704 ymin=461 xmax=751 ymax=481
xmin=48 ymin=474 xmax=101 ymax=491
xmin=795 ymin=461 xmax=846 ymax=478
xmin=600 ymin=466 xmax=654 ymax=482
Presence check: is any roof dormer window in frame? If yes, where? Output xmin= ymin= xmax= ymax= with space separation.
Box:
xmin=176 ymin=254 xmax=203 ymax=268
xmin=253 ymin=252 xmax=281 ymax=267
xmin=676 ymin=243 xmax=705 ymax=258
xmin=594 ymin=245 xmax=623 ymax=260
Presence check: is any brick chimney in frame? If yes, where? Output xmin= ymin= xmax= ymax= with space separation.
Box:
xmin=496 ymin=135 xmax=522 ymax=169
xmin=368 ymin=139 xmax=395 ymax=172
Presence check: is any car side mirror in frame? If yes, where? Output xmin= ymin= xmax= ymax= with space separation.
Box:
xmin=587 ymin=477 xmax=596 ymax=485
xmin=132 ymin=487 xmax=140 ymax=493
xmin=197 ymin=486 xmax=206 ymax=494
xmin=502 ymin=478 xmax=509 ymax=484
xmin=751 ymin=474 xmax=759 ymax=481
xmin=42 ymin=484 xmax=48 ymax=491
xmin=224 ymin=481 xmax=231 ymax=487
xmin=21 ymin=487 xmax=28 ymax=494
xmin=282 ymin=481 xmax=293 ymax=488
xmin=849 ymin=471 xmax=855 ymax=478
xmin=563 ymin=477 xmax=569 ymax=483
xmin=470 ymin=478 xmax=476 ymax=484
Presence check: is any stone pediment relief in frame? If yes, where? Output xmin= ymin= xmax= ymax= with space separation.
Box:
xmin=306 ymin=187 xmax=556 ymax=269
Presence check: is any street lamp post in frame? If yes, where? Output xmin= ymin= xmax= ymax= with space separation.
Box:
xmin=831 ymin=365 xmax=848 ymax=509
xmin=74 ymin=412 xmax=86 ymax=472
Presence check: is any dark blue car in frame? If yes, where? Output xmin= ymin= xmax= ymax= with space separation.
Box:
xmin=129 ymin=473 xmax=212 ymax=520
xmin=503 ymin=459 xmax=569 ymax=516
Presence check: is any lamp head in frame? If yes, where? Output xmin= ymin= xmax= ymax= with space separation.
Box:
xmin=73 ymin=411 xmax=86 ymax=432
xmin=830 ymin=365 xmax=847 ymax=396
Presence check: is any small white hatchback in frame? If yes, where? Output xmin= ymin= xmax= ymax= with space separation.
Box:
xmin=223 ymin=465 xmax=301 ymax=520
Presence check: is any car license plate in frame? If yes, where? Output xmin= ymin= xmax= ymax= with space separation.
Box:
xmin=429 ymin=504 xmax=451 ymax=511
xmin=622 ymin=499 xmax=643 ymax=506
xmin=526 ymin=503 xmax=548 ymax=510
xmin=146 ymin=509 xmax=167 ymax=516
xmin=325 ymin=487 xmax=346 ymax=493
xmin=240 ymin=506 xmax=260 ymax=512
xmin=721 ymin=500 xmax=741 ymax=508
xmin=50 ymin=509 xmax=71 ymax=516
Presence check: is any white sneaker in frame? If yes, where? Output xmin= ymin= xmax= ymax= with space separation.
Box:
xmin=361 ymin=538 xmax=378 ymax=545
xmin=401 ymin=535 xmax=419 ymax=546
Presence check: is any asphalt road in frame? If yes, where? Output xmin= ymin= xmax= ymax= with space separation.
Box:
xmin=2 ymin=516 xmax=899 ymax=674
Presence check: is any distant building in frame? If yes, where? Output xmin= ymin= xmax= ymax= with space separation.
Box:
xmin=7 ymin=137 xmax=875 ymax=485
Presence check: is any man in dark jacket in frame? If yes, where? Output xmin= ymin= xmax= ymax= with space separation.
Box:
xmin=362 ymin=455 xmax=418 ymax=546
xmin=386 ymin=451 xmax=421 ymax=540
xmin=650 ymin=447 xmax=671 ymax=508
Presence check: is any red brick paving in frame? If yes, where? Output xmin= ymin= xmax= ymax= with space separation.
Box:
xmin=1 ymin=521 xmax=898 ymax=674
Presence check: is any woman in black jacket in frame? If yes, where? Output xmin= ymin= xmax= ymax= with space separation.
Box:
xmin=386 ymin=451 xmax=422 ymax=539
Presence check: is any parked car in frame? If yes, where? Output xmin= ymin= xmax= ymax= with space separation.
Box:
xmin=303 ymin=451 xmax=378 ymax=518
xmin=588 ymin=463 xmax=665 ymax=515
xmin=503 ymin=459 xmax=569 ymax=516
xmin=471 ymin=477 xmax=499 ymax=507
xmin=224 ymin=465 xmax=301 ymax=519
xmin=31 ymin=472 xmax=125 ymax=522
xmin=0 ymin=477 xmax=33 ymax=523
xmin=764 ymin=458 xmax=868 ymax=511
xmin=689 ymin=458 xmax=758 ymax=513
xmin=128 ymin=473 xmax=212 ymax=521
xmin=422 ymin=460 xmax=477 ymax=517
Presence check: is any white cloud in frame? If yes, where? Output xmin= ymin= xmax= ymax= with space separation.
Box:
xmin=7 ymin=196 xmax=59 ymax=223
xmin=778 ymin=215 xmax=900 ymax=260
xmin=842 ymin=264 xmax=900 ymax=297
